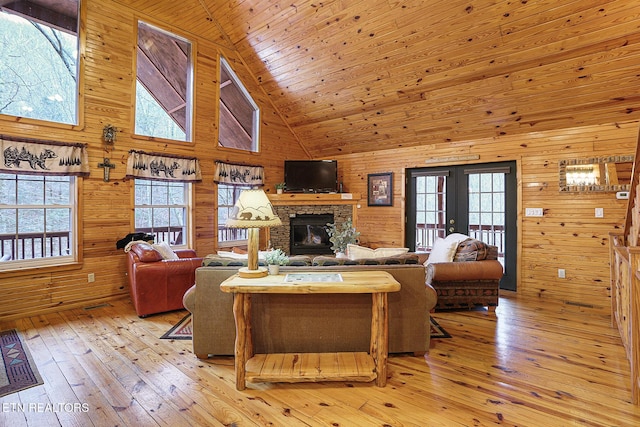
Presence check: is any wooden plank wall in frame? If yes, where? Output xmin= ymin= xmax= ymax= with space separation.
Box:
xmin=0 ymin=0 xmax=637 ymax=321
xmin=0 ymin=0 xmax=307 ymax=321
xmin=335 ymin=121 xmax=638 ymax=313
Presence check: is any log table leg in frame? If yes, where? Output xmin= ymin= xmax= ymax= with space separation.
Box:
xmin=233 ymin=293 xmax=250 ymax=390
xmin=371 ymin=292 xmax=389 ymax=387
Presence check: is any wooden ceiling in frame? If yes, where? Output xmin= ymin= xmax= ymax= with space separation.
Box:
xmin=202 ymin=0 xmax=640 ymax=158
xmin=7 ymin=1 xmax=640 ymax=158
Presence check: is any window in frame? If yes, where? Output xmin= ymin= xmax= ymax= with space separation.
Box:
xmin=0 ymin=173 xmax=76 ymax=268
xmin=0 ymin=0 xmax=80 ymax=125
xmin=219 ymin=57 xmax=260 ymax=152
xmin=134 ymin=179 xmax=189 ymax=246
xmin=135 ymin=21 xmax=192 ymax=141
xmin=218 ymin=184 xmax=250 ymax=244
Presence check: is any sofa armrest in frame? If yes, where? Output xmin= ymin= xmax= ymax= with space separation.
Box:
xmin=183 ymin=284 xmax=196 ymax=312
xmin=425 ymin=282 xmax=437 ymax=311
xmin=175 ymin=249 xmax=198 ymax=259
xmin=426 ymin=260 xmax=503 ymax=283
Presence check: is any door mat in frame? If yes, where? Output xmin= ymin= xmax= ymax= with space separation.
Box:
xmin=0 ymin=329 xmax=44 ymax=397
xmin=162 ymin=314 xmax=452 ymax=340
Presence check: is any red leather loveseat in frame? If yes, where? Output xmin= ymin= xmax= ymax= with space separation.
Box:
xmin=126 ymin=242 xmax=202 ymax=317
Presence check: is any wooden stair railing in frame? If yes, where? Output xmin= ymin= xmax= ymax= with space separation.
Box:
xmin=610 ymin=125 xmax=640 ymax=405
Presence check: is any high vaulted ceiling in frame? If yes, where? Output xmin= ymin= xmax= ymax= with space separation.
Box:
xmin=7 ymin=1 xmax=640 ymax=158
xmin=204 ymin=0 xmax=640 ymax=158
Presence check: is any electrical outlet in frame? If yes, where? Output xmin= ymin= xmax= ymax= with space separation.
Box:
xmin=558 ymin=269 xmax=565 ymax=279
xmin=88 ymin=273 xmax=95 ymax=283
xmin=525 ymin=208 xmax=543 ymax=217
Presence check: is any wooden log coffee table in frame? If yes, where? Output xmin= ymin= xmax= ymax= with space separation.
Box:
xmin=220 ymin=271 xmax=401 ymax=390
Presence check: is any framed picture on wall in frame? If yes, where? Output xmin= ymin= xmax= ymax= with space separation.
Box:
xmin=368 ymin=172 xmax=393 ymax=206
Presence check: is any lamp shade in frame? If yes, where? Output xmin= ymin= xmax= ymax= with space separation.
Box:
xmin=225 ymin=189 xmax=282 ymax=228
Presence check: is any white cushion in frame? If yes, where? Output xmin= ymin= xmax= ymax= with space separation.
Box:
xmin=424 ymin=233 xmax=469 ymax=265
xmin=446 ymin=233 xmax=471 ymax=245
xmin=153 ymin=241 xmax=179 ymax=260
xmin=347 ymin=244 xmax=409 ymax=260
xmin=216 ymin=250 xmax=268 ymax=261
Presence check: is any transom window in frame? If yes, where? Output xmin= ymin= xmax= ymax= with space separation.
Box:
xmin=134 ymin=179 xmax=189 ymax=246
xmin=0 ymin=173 xmax=76 ymax=268
xmin=0 ymin=0 xmax=80 ymax=125
xmin=135 ymin=21 xmax=192 ymax=142
xmin=218 ymin=57 xmax=259 ymax=152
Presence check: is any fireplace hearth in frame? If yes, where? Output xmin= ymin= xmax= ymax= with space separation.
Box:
xmin=290 ymin=214 xmax=334 ymax=255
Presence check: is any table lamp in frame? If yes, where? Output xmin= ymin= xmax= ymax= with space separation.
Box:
xmin=225 ymin=188 xmax=282 ymax=278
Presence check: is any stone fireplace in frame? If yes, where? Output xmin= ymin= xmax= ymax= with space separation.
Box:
xmin=267 ymin=194 xmax=359 ymax=255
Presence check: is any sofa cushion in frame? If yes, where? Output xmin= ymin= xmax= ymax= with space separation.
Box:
xmin=346 ymin=244 xmax=409 ymax=260
xmin=130 ymin=242 xmax=163 ymax=262
xmin=312 ymin=253 xmax=419 ymax=266
xmin=202 ymin=255 xmax=312 ymax=267
xmin=454 ymin=238 xmax=489 ymax=262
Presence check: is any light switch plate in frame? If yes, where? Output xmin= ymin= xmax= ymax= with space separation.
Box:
xmin=595 ymin=208 xmax=604 ymax=218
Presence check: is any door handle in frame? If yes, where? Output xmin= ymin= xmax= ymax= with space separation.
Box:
xmin=449 ymin=227 xmax=455 ymax=232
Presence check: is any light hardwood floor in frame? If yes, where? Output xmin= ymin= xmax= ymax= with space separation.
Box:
xmin=1 ymin=292 xmax=640 ymax=426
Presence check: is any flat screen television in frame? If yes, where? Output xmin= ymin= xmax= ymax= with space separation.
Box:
xmin=284 ymin=160 xmax=338 ymax=193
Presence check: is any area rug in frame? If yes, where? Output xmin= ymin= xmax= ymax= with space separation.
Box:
xmin=161 ymin=314 xmax=452 ymax=340
xmin=429 ymin=317 xmax=452 ymax=339
xmin=0 ymin=329 xmax=44 ymax=397
xmin=160 ymin=313 xmax=193 ymax=340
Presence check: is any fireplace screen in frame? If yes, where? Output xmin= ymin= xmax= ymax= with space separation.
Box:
xmin=290 ymin=214 xmax=334 ymax=255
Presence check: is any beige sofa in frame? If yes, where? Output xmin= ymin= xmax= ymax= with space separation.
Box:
xmin=182 ymin=255 xmax=437 ymax=358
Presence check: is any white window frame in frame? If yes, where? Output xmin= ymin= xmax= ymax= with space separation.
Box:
xmin=0 ymin=1 xmax=81 ymax=127
xmin=219 ymin=56 xmax=260 ymax=152
xmin=217 ymin=183 xmax=250 ymax=247
xmin=134 ymin=20 xmax=193 ymax=142
xmin=133 ymin=179 xmax=191 ymax=248
xmin=0 ymin=173 xmax=78 ymax=271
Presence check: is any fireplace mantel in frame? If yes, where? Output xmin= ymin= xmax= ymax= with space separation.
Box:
xmin=268 ymin=193 xmax=360 ymax=207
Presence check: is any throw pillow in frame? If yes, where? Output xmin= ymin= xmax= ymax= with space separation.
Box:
xmin=424 ymin=233 xmax=469 ymax=265
xmin=346 ymin=244 xmax=409 ymax=260
xmin=153 ymin=241 xmax=179 ymax=260
xmin=454 ymin=238 xmax=489 ymax=262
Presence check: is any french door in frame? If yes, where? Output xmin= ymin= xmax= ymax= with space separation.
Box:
xmin=406 ymin=161 xmax=517 ymax=291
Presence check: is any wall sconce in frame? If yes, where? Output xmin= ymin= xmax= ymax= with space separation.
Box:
xmin=103 ymin=124 xmax=117 ymax=145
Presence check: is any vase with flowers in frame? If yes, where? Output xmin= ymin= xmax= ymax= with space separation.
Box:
xmin=326 ymin=217 xmax=360 ymax=258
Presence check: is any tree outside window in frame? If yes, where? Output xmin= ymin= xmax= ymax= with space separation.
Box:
xmin=0 ymin=173 xmax=76 ymax=267
xmin=0 ymin=2 xmax=79 ymax=125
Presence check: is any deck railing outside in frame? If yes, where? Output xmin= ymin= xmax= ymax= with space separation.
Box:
xmin=415 ymin=223 xmax=505 ymax=257
xmin=0 ymin=231 xmax=70 ymax=261
xmin=0 ymin=226 xmax=248 ymax=261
